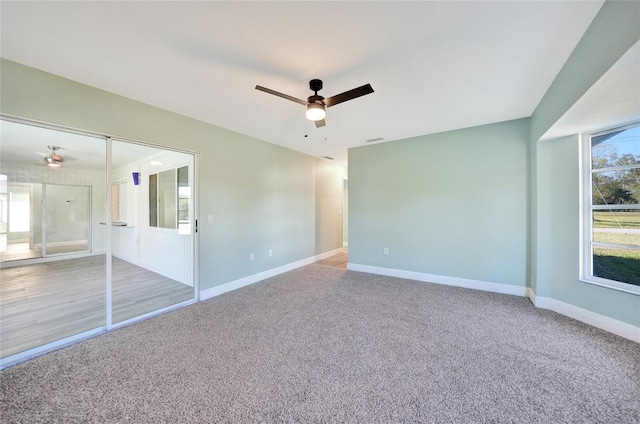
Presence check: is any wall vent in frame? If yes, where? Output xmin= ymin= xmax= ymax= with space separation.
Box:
xmin=366 ymin=137 xmax=385 ymax=143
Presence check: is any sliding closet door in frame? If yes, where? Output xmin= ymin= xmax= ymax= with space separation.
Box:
xmin=1 ymin=119 xmax=197 ymax=365
xmin=0 ymin=120 xmax=107 ymax=360
xmin=110 ymin=140 xmax=195 ymax=325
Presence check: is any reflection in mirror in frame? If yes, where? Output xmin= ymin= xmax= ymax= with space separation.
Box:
xmin=178 ymin=166 xmax=190 ymax=234
xmin=0 ymin=119 xmax=107 ymax=360
xmin=158 ymin=168 xmax=177 ymax=229
xmin=149 ymin=173 xmax=158 ymax=227
xmin=113 ymin=142 xmax=195 ymax=324
xmin=111 ymin=180 xmax=127 ymax=224
xmin=149 ymin=166 xmax=190 ymax=231
xmin=1 ymin=120 xmax=196 ymax=365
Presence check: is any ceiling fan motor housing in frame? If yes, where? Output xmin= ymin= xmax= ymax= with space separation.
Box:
xmin=307 ymin=94 xmax=325 ymax=105
xmin=309 ymin=79 xmax=323 ymax=93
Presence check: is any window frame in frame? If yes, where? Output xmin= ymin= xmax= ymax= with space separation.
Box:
xmin=580 ymin=122 xmax=640 ymax=296
xmin=148 ymin=165 xmax=190 ymax=233
xmin=111 ymin=179 xmax=127 ymax=224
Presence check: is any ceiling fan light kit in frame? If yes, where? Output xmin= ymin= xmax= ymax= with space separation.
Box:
xmin=306 ymin=102 xmax=326 ymax=121
xmin=45 ymin=157 xmax=61 ymax=167
xmin=44 ymin=145 xmax=63 ymax=167
xmin=256 ymin=79 xmax=374 ymax=128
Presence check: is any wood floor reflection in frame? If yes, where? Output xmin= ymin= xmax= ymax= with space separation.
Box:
xmin=0 ymin=255 xmax=194 ymax=358
xmin=0 ymin=242 xmax=89 ymax=262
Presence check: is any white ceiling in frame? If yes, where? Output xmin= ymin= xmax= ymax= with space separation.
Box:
xmin=542 ymin=39 xmax=640 ymax=140
xmin=0 ymin=120 xmax=167 ymax=170
xmin=1 ymin=1 xmax=605 ymax=165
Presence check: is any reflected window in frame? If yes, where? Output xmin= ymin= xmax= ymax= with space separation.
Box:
xmin=177 ymin=166 xmax=190 ymax=234
xmin=149 ymin=166 xmax=189 ymax=232
xmin=111 ymin=180 xmax=127 ymax=223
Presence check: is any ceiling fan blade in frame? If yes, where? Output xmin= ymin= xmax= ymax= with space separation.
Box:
xmin=315 ymin=119 xmax=326 ymax=128
xmin=255 ymin=85 xmax=307 ymax=106
xmin=324 ymin=84 xmax=374 ymax=108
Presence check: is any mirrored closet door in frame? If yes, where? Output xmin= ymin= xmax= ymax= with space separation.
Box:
xmin=0 ymin=120 xmax=107 ymax=359
xmin=0 ymin=119 xmax=197 ymax=365
xmin=110 ymin=139 xmax=195 ymax=325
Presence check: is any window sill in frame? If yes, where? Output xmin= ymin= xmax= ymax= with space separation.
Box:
xmin=579 ymin=277 xmax=640 ymax=296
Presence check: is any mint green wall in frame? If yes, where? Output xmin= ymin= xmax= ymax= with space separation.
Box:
xmin=0 ymin=59 xmax=342 ymax=290
xmin=349 ymin=118 xmax=530 ymax=287
xmin=536 ymin=136 xmax=639 ymax=325
xmin=530 ymin=0 xmax=640 ymax=327
xmin=528 ymin=134 xmax=538 ymax=295
xmin=535 ymin=136 xmax=578 ymax=300
xmin=531 ymin=0 xmax=640 ymax=141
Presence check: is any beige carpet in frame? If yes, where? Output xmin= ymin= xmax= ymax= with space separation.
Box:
xmin=1 ymin=265 xmax=639 ymax=423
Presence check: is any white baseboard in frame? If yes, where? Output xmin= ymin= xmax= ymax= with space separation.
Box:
xmin=33 ymin=240 xmax=88 ymax=248
xmin=530 ymin=291 xmax=639 ymax=343
xmin=526 ymin=287 xmax=536 ymax=304
xmin=347 ymin=263 xmax=528 ymax=297
xmin=200 ymin=247 xmax=345 ymax=301
xmin=200 ymin=255 xmax=638 ymax=344
xmin=0 ymin=250 xmax=102 ymax=268
xmin=343 ymin=242 xmax=348 ymax=247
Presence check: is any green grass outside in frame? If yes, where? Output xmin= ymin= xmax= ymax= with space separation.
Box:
xmin=593 ymin=247 xmax=640 ymax=286
xmin=593 ymin=211 xmax=640 ymax=229
xmin=591 ymin=213 xmax=640 ymax=285
xmin=592 ymin=231 xmax=640 ymax=247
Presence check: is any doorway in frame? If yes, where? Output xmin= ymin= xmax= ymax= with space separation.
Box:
xmin=0 ymin=183 xmax=91 ymax=261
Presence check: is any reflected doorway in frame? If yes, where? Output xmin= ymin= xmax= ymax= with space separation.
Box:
xmin=0 ymin=182 xmax=90 ymax=261
xmin=44 ymin=184 xmax=91 ymax=256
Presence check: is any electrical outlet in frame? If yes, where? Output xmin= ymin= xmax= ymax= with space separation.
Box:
xmin=207 ymin=215 xmax=214 ymax=224
xmin=384 ymin=247 xmax=389 ymax=255
xmin=268 ymin=249 xmax=273 ymax=257
xmin=250 ymin=253 xmax=255 ymax=261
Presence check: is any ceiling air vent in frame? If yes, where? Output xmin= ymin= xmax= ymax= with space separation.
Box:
xmin=322 ymin=156 xmax=335 ymax=160
xmin=366 ymin=137 xmax=384 ymax=143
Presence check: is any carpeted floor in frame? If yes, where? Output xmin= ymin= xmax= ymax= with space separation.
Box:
xmin=1 ymin=265 xmax=639 ymax=423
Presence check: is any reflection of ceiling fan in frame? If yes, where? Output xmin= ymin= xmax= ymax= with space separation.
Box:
xmin=44 ymin=145 xmax=64 ymax=167
xmin=255 ymin=79 xmax=374 ymax=127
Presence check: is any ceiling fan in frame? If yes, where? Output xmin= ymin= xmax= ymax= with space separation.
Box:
xmin=43 ymin=145 xmax=64 ymax=167
xmin=255 ymin=79 xmax=374 ymax=128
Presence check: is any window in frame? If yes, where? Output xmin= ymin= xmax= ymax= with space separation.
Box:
xmin=149 ymin=166 xmax=190 ymax=233
xmin=581 ymin=123 xmax=640 ymax=294
xmin=111 ymin=180 xmax=127 ymax=223
xmin=177 ymin=166 xmax=191 ymax=234
xmin=8 ymin=189 xmax=30 ymax=233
